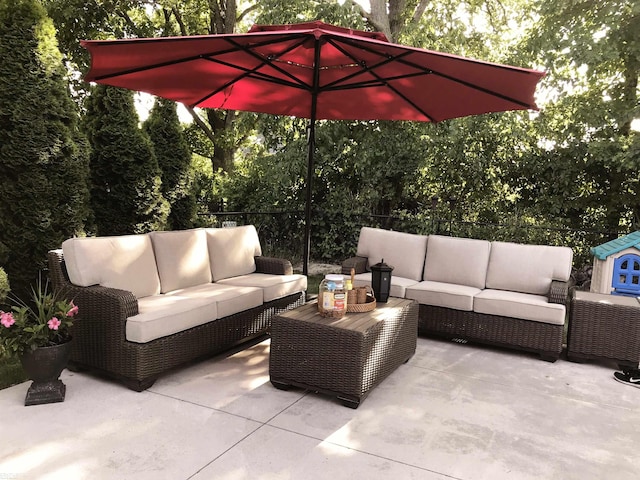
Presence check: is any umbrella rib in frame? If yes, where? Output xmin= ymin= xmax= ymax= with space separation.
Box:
xmin=325 ymin=70 xmax=430 ymax=90
xmin=320 ymin=39 xmax=420 ymax=90
xmin=194 ymin=53 xmax=311 ymax=106
xmin=192 ymin=35 xmax=315 ymax=106
xmin=336 ymin=36 xmax=538 ymax=109
xmin=424 ymin=69 xmax=535 ymax=109
xmin=86 ymin=34 xmax=310 ymax=84
xmin=324 ymin=37 xmax=436 ymax=121
xmin=222 ymin=37 xmax=313 ymax=90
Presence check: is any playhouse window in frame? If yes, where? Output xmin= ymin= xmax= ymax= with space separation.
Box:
xmin=612 ymin=254 xmax=640 ymax=296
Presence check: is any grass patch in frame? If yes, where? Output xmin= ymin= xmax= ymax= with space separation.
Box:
xmin=0 ymin=351 xmax=27 ymax=390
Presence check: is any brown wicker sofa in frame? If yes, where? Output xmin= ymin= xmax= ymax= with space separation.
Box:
xmin=48 ymin=226 xmax=306 ymax=391
xmin=342 ymin=227 xmax=573 ymax=361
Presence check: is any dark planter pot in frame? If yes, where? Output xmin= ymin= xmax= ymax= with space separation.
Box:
xmin=19 ymin=340 xmax=72 ymax=406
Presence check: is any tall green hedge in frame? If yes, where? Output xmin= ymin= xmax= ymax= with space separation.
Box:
xmin=143 ymin=99 xmax=197 ymax=230
xmin=0 ymin=0 xmax=90 ymax=297
xmin=83 ymin=85 xmax=169 ymax=234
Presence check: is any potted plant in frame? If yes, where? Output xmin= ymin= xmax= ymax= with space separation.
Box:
xmin=0 ymin=278 xmax=78 ymax=405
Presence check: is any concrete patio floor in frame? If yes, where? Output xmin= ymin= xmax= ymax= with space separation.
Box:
xmin=1 ymin=336 xmax=639 ymax=480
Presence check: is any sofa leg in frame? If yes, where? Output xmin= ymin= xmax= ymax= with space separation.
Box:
xmin=539 ymin=352 xmax=559 ymax=362
xmin=122 ymin=376 xmax=157 ymax=392
xmin=566 ymin=353 xmax=588 ymax=364
xmin=270 ymin=379 xmax=292 ymax=391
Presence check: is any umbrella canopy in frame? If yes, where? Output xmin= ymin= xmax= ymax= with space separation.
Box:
xmin=81 ymin=20 xmax=545 ymax=274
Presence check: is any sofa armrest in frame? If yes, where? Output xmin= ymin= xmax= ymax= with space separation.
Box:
xmin=255 ymin=256 xmax=293 ymax=275
xmin=549 ymin=280 xmax=569 ymax=305
xmin=341 ymin=256 xmax=368 ymax=275
xmin=48 ymin=250 xmax=138 ymax=338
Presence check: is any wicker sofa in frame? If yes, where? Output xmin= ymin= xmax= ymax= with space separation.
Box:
xmin=342 ymin=227 xmax=573 ymax=361
xmin=48 ymin=225 xmax=306 ymax=391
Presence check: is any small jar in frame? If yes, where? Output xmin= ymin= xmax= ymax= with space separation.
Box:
xmin=318 ymin=274 xmax=346 ymax=318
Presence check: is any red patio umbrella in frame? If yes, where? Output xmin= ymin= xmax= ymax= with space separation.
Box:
xmin=81 ymin=20 xmax=545 ymax=275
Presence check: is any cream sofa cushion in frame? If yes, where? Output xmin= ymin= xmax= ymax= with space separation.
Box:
xmin=126 ymin=294 xmax=217 ymax=343
xmin=165 ymin=283 xmax=263 ymax=319
xmin=356 ymin=227 xmax=428 ymax=282
xmin=218 ymin=273 xmax=307 ymax=302
xmin=474 ymin=289 xmax=566 ymax=325
xmin=150 ymin=229 xmax=211 ymax=293
xmin=206 ymin=226 xmax=262 ymax=281
xmin=352 ymin=272 xmax=419 ymax=299
xmin=127 ymin=284 xmax=264 ymax=343
xmin=62 ymin=234 xmax=160 ymax=298
xmin=486 ymin=242 xmax=573 ymax=295
xmin=405 ymin=281 xmax=481 ymax=311
xmin=423 ymin=235 xmax=490 ymax=289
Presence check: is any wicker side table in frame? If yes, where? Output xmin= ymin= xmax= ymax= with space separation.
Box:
xmin=269 ymin=297 xmax=418 ymax=408
xmin=568 ymin=291 xmax=640 ymax=369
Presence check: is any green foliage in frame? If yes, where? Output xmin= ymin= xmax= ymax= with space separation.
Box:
xmin=0 ymin=268 xmax=9 ymax=305
xmin=254 ymin=0 xmax=365 ymax=29
xmin=512 ymin=0 xmax=640 ymax=232
xmin=143 ymin=98 xmax=197 ymax=230
xmin=0 ymin=277 xmax=78 ymax=357
xmin=25 ymin=0 xmax=640 ymax=271
xmin=0 ymin=0 xmax=91 ymax=298
xmin=83 ymin=85 xmax=169 ymax=234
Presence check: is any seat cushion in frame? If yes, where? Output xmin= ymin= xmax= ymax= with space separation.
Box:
xmin=405 ymin=281 xmax=481 ymax=311
xmin=127 ymin=284 xmax=264 ymax=343
xmin=352 ymin=272 xmax=419 ymax=299
xmin=165 ymin=283 xmax=263 ymax=319
xmin=62 ymin=234 xmax=160 ymax=299
xmin=217 ymin=273 xmax=307 ymax=302
xmin=150 ymin=229 xmax=212 ymax=293
xmin=126 ymin=294 xmax=218 ymax=343
xmin=423 ymin=235 xmax=490 ymax=289
xmin=206 ymin=226 xmax=262 ymax=282
xmin=356 ymin=227 xmax=428 ymax=282
xmin=485 ymin=242 xmax=573 ymax=295
xmin=473 ymin=289 xmax=566 ymax=325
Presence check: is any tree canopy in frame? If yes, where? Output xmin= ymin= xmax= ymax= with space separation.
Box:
xmin=0 ymin=0 xmax=90 ymax=296
xmin=20 ymin=0 xmax=640 ymax=269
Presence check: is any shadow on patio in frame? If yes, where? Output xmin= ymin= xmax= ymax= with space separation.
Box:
xmin=1 ymin=335 xmax=639 ymax=480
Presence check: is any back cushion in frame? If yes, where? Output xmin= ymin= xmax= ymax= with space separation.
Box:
xmin=356 ymin=227 xmax=428 ymax=281
xmin=150 ymin=229 xmax=212 ymax=293
xmin=424 ymin=235 xmax=491 ymax=289
xmin=486 ymin=241 xmax=574 ymax=295
xmin=206 ymin=225 xmax=263 ymax=281
xmin=62 ymin=234 xmax=161 ymax=298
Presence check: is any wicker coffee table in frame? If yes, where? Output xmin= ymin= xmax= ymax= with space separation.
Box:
xmin=568 ymin=291 xmax=640 ymax=369
xmin=269 ymin=297 xmax=418 ymax=408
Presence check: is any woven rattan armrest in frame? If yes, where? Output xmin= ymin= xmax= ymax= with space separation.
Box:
xmin=255 ymin=256 xmax=293 ymax=275
xmin=341 ymin=256 xmax=368 ymax=275
xmin=549 ymin=280 xmax=569 ymax=305
xmin=48 ymin=250 xmax=138 ymax=341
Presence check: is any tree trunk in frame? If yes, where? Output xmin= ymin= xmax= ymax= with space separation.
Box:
xmin=207 ymin=109 xmax=236 ymax=172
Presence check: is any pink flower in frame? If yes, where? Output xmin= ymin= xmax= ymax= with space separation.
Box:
xmin=1 ymin=311 xmax=15 ymax=328
xmin=47 ymin=317 xmax=61 ymax=330
xmin=67 ymin=302 xmax=78 ymax=317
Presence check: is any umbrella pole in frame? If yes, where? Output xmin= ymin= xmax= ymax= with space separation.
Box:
xmin=302 ymin=38 xmax=321 ymax=278
xmin=303 ymin=120 xmax=314 ymax=277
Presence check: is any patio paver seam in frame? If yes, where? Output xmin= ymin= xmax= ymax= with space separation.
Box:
xmin=186 ymin=423 xmax=269 ymax=480
xmin=259 ymin=422 xmax=466 ymax=480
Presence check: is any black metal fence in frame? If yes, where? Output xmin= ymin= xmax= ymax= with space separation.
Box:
xmin=199 ymin=210 xmax=622 ymax=271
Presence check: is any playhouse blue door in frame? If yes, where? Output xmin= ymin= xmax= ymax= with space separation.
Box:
xmin=612 ymin=254 xmax=640 ymax=296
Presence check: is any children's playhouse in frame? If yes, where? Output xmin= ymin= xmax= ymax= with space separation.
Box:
xmin=590 ymin=231 xmax=640 ymax=296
